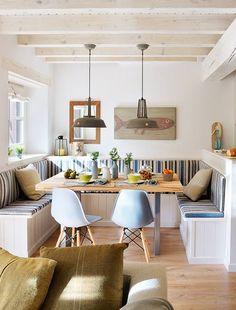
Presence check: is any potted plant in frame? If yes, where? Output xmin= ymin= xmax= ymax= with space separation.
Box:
xmin=109 ymin=147 xmax=120 ymax=179
xmin=123 ymin=152 xmax=133 ymax=178
xmin=15 ymin=146 xmax=24 ymax=159
xmin=8 ymin=147 xmax=13 ymax=156
xmin=90 ymin=151 xmax=99 ymax=179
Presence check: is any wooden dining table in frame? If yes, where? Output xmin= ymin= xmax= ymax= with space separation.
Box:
xmin=36 ymin=172 xmax=183 ymax=255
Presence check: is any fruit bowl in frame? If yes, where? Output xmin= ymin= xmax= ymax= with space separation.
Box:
xmin=79 ymin=173 xmax=92 ymax=183
xmin=128 ymin=173 xmax=141 ymax=183
xmin=162 ymin=169 xmax=174 ymax=181
xmin=139 ymin=166 xmax=152 ymax=180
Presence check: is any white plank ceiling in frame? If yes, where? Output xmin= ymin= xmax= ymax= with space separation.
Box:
xmin=0 ymin=0 xmax=236 ymax=63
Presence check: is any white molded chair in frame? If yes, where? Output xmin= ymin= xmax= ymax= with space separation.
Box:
xmin=52 ymin=188 xmax=102 ymax=247
xmin=112 ymin=189 xmax=154 ymax=263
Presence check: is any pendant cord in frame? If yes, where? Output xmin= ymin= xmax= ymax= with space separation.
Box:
xmin=141 ymin=49 xmax=144 ymax=99
xmin=88 ymin=48 xmax=91 ymax=116
xmin=88 ymin=48 xmax=91 ymax=100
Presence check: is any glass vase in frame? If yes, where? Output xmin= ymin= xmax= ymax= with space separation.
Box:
xmin=92 ymin=160 xmax=98 ymax=179
xmin=111 ymin=161 xmax=118 ymax=179
xmin=124 ymin=164 xmax=130 ymax=179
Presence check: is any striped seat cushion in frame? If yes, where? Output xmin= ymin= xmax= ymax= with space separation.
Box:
xmin=0 ymin=194 xmax=52 ymax=216
xmin=177 ymin=193 xmax=224 ymax=218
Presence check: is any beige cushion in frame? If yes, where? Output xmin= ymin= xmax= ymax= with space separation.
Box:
xmin=0 ymin=248 xmax=57 ymax=310
xmin=40 ymin=243 xmax=128 ymax=310
xmin=15 ymin=164 xmax=45 ymax=200
xmin=183 ymin=169 xmax=212 ymax=202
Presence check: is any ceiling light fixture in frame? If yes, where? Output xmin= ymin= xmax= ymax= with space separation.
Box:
xmin=74 ymin=44 xmax=106 ymax=128
xmin=126 ymin=44 xmax=157 ymax=129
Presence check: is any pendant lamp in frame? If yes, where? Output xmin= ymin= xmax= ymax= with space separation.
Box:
xmin=126 ymin=44 xmax=157 ymax=129
xmin=74 ymin=44 xmax=106 ymax=128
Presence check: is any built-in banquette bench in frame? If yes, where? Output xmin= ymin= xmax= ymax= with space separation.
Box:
xmin=48 ymin=156 xmax=199 ymax=228
xmin=177 ymin=160 xmax=226 ymax=264
xmin=0 ymin=159 xmax=58 ymax=257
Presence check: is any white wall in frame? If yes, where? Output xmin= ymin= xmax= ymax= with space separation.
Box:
xmin=0 ymin=36 xmax=53 ymax=170
xmin=53 ymin=62 xmax=235 ymax=159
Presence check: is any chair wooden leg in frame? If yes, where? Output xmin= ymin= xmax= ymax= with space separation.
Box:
xmin=76 ymin=228 xmax=81 ymax=247
xmin=71 ymin=227 xmax=76 ymax=247
xmin=87 ymin=226 xmax=96 ymax=245
xmin=56 ymin=226 xmax=65 ymax=248
xmin=119 ymin=228 xmax=125 ymax=243
xmin=140 ymin=229 xmax=150 ymax=263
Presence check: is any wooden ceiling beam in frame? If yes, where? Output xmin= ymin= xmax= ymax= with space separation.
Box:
xmin=35 ymin=46 xmax=211 ymax=57
xmin=0 ymin=15 xmax=233 ymax=34
xmin=18 ymin=34 xmax=220 ymax=47
xmin=0 ymin=1 xmax=236 ymax=15
xmin=45 ymin=56 xmax=198 ymax=63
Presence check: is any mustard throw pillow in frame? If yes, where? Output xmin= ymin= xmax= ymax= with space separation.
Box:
xmin=15 ymin=164 xmax=45 ymax=200
xmin=183 ymin=169 xmax=212 ymax=201
xmin=0 ymin=248 xmax=57 ymax=310
xmin=40 ymin=243 xmax=128 ymax=310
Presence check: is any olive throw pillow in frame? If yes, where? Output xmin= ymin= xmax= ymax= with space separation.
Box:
xmin=15 ymin=164 xmax=45 ymax=200
xmin=40 ymin=243 xmax=128 ymax=310
xmin=183 ymin=168 xmax=212 ymax=202
xmin=0 ymin=248 xmax=57 ymax=310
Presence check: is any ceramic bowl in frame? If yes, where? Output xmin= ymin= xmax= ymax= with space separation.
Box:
xmin=128 ymin=173 xmax=141 ymax=183
xmin=162 ymin=172 xmax=174 ymax=181
xmin=79 ymin=174 xmax=92 ymax=182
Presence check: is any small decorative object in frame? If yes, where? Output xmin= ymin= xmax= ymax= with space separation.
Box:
xmin=162 ymin=169 xmax=174 ymax=181
xmin=64 ymin=169 xmax=77 ymax=179
xmin=90 ymin=151 xmax=99 ymax=179
xmin=15 ymin=145 xmax=24 ymax=159
xmin=211 ymin=122 xmax=223 ymax=150
xmin=109 ymin=147 xmax=120 ymax=179
xmin=102 ymin=166 xmax=111 ymax=181
xmin=124 ymin=152 xmax=133 ymax=178
xmin=72 ymin=142 xmax=84 ymax=156
xmin=139 ymin=165 xmax=152 ymax=180
xmin=54 ymin=135 xmax=68 ymax=156
xmin=226 ymin=148 xmax=236 ymax=157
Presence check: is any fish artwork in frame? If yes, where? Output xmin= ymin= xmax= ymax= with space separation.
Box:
xmin=115 ymin=115 xmax=175 ymax=135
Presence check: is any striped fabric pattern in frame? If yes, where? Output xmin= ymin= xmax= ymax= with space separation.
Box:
xmin=47 ymin=158 xmax=199 ymax=186
xmin=0 ymin=194 xmax=52 ymax=215
xmin=0 ymin=159 xmax=51 ymax=209
xmin=177 ymin=161 xmax=226 ymax=218
xmin=0 ymin=169 xmax=20 ymax=209
xmin=199 ymin=161 xmax=226 ymax=212
xmin=177 ymin=193 xmax=224 ymax=218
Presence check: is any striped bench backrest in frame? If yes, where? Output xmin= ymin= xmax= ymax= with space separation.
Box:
xmin=0 ymin=159 xmax=48 ymax=209
xmin=47 ymin=158 xmax=199 ymax=186
xmin=199 ymin=161 xmax=226 ymax=212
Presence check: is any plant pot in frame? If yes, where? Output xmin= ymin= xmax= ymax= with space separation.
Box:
xmin=124 ymin=164 xmax=130 ymax=179
xmin=16 ymin=154 xmax=22 ymax=159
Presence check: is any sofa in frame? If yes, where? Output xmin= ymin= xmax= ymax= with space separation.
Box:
xmin=0 ymin=244 xmax=173 ymax=310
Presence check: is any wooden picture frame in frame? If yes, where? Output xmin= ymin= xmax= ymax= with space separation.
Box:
xmin=69 ymin=101 xmax=101 ymax=144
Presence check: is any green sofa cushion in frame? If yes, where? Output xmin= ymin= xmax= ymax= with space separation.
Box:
xmin=40 ymin=243 xmax=128 ymax=310
xmin=0 ymin=248 xmax=57 ymax=310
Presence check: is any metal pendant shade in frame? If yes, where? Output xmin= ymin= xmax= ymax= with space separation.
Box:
xmin=73 ymin=44 xmax=106 ymax=128
xmin=126 ymin=44 xmax=157 ymax=129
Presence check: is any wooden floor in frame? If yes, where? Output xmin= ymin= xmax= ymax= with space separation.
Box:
xmin=37 ymin=226 xmax=236 ymax=310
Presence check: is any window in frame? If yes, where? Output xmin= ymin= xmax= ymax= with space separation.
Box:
xmin=8 ymin=97 xmax=25 ymax=146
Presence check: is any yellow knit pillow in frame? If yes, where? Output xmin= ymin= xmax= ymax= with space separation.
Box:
xmin=0 ymin=248 xmax=57 ymax=310
xmin=15 ymin=164 xmax=45 ymax=200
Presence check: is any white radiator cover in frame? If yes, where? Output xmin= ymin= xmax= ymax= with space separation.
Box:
xmin=81 ymin=193 xmax=180 ymax=228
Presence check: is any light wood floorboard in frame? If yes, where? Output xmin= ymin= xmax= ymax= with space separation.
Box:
xmin=35 ymin=227 xmax=236 ymax=310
